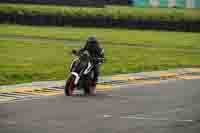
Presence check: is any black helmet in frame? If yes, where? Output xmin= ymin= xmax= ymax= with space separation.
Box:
xmin=87 ymin=36 xmax=98 ymax=44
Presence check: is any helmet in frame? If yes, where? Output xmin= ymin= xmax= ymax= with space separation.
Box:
xmin=87 ymin=36 xmax=98 ymax=44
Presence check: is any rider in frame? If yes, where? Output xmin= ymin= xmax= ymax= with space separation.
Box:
xmin=78 ymin=36 xmax=104 ymax=93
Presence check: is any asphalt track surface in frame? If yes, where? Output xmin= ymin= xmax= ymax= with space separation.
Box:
xmin=0 ymin=79 xmax=200 ymax=133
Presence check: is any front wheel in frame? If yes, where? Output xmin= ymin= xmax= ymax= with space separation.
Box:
xmin=64 ymin=75 xmax=76 ymax=96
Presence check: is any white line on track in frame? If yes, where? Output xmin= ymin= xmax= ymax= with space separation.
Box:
xmin=135 ymin=108 xmax=185 ymax=117
xmin=101 ymin=114 xmax=193 ymax=123
xmin=119 ymin=115 xmax=193 ymax=123
xmin=101 ymin=108 xmax=193 ymax=123
xmin=103 ymin=115 xmax=113 ymax=118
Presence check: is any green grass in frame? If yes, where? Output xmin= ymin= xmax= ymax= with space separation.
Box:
xmin=0 ymin=39 xmax=77 ymax=84
xmin=1 ymin=38 xmax=200 ymax=85
xmin=0 ymin=24 xmax=200 ymax=49
xmin=0 ymin=24 xmax=200 ymax=85
xmin=0 ymin=3 xmax=200 ymax=22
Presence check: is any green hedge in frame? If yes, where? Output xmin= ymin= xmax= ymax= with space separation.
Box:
xmin=0 ymin=4 xmax=200 ymax=22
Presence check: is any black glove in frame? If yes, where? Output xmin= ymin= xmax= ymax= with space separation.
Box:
xmin=72 ymin=49 xmax=78 ymax=55
xmin=92 ymin=58 xmax=104 ymax=64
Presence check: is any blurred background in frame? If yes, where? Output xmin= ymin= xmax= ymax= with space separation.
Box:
xmin=0 ymin=0 xmax=200 ymax=85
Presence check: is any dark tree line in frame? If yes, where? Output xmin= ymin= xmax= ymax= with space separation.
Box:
xmin=0 ymin=12 xmax=199 ymax=32
xmin=0 ymin=0 xmax=130 ymax=6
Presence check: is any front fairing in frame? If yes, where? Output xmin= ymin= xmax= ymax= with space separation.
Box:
xmin=70 ymin=58 xmax=92 ymax=76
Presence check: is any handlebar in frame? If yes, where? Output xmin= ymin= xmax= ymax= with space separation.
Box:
xmin=71 ymin=49 xmax=106 ymax=63
xmin=71 ymin=49 xmax=78 ymax=55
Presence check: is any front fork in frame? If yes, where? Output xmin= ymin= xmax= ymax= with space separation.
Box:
xmin=71 ymin=72 xmax=80 ymax=85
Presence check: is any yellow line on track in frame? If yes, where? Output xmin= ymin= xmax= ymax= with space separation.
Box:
xmin=0 ymin=96 xmax=17 ymax=103
xmin=112 ymin=75 xmax=144 ymax=81
xmin=160 ymin=73 xmax=177 ymax=78
xmin=130 ymin=80 xmax=161 ymax=85
xmin=189 ymin=68 xmax=200 ymax=73
xmin=15 ymin=88 xmax=63 ymax=96
xmin=177 ymin=75 xmax=200 ymax=80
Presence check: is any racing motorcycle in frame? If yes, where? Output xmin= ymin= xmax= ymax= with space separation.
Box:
xmin=64 ymin=50 xmax=95 ymax=96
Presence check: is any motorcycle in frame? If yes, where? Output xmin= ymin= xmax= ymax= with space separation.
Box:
xmin=64 ymin=50 xmax=95 ymax=96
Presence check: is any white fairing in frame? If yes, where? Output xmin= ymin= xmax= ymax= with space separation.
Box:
xmin=83 ymin=62 xmax=92 ymax=75
xmin=71 ymin=72 xmax=80 ymax=85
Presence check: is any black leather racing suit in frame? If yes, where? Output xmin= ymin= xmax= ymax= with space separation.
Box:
xmin=79 ymin=41 xmax=104 ymax=84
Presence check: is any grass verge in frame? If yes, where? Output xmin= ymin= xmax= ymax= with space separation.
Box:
xmin=0 ymin=24 xmax=200 ymax=49
xmin=0 ymin=39 xmax=200 ymax=85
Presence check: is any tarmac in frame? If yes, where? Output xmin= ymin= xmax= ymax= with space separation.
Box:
xmin=1 ymin=68 xmax=200 ymax=132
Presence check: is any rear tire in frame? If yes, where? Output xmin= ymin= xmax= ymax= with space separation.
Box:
xmin=83 ymin=78 xmax=95 ymax=96
xmin=79 ymin=76 xmax=90 ymax=96
xmin=89 ymin=81 xmax=96 ymax=96
xmin=64 ymin=75 xmax=76 ymax=96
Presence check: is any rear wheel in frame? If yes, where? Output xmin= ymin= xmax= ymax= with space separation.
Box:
xmin=64 ymin=75 xmax=76 ymax=96
xmin=78 ymin=76 xmax=90 ymax=95
xmin=89 ymin=71 xmax=96 ymax=96
xmin=83 ymin=78 xmax=96 ymax=96
xmin=89 ymin=81 xmax=96 ymax=96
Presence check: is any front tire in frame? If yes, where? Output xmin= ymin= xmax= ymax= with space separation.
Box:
xmin=64 ymin=75 xmax=76 ymax=96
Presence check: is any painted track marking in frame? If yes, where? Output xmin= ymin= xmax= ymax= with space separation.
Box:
xmin=112 ymin=75 xmax=144 ymax=81
xmin=0 ymin=96 xmax=17 ymax=103
xmin=0 ymin=84 xmax=114 ymax=103
xmin=189 ymin=68 xmax=200 ymax=73
xmin=1 ymin=72 xmax=200 ymax=104
xmin=15 ymin=88 xmax=63 ymax=96
xmin=177 ymin=75 xmax=200 ymax=80
xmin=119 ymin=116 xmax=193 ymax=122
xmin=100 ymin=114 xmax=193 ymax=123
xmin=160 ymin=73 xmax=177 ymax=79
